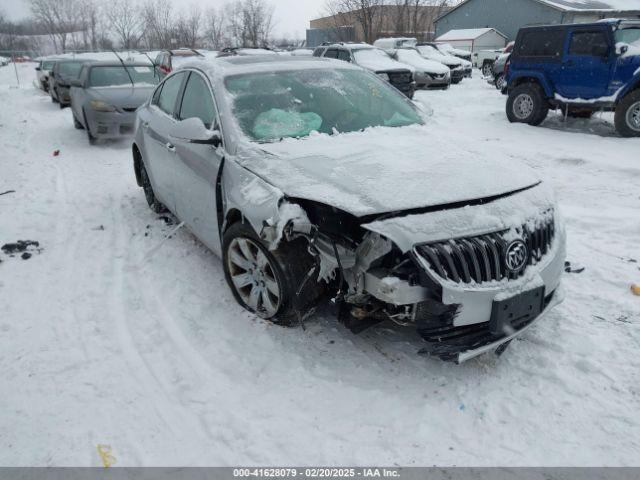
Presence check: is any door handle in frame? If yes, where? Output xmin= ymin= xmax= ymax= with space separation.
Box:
xmin=165 ymin=142 xmax=176 ymax=152
xmin=142 ymin=121 xmax=149 ymax=129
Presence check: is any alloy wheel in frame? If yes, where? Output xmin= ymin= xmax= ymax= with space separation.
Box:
xmin=513 ymin=93 xmax=534 ymax=120
xmin=227 ymin=237 xmax=281 ymax=318
xmin=626 ymin=101 xmax=640 ymax=132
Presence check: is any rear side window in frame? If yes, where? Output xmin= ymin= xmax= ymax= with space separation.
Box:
xmin=569 ymin=30 xmax=608 ymax=56
xmin=179 ymin=73 xmax=216 ymax=129
xmin=324 ymin=49 xmax=339 ymax=59
xmin=157 ymin=72 xmax=185 ymax=115
xmin=337 ymin=50 xmax=351 ymax=62
xmin=312 ymin=48 xmax=325 ymax=57
xmin=516 ymin=30 xmax=565 ymax=58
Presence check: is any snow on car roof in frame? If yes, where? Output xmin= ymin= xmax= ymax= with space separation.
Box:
xmin=539 ymin=0 xmax=640 ymax=11
xmin=179 ymin=55 xmax=357 ymax=77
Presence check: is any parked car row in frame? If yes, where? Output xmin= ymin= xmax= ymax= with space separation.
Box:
xmin=312 ymin=39 xmax=473 ymax=97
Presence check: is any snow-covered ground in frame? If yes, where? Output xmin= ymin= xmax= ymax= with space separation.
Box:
xmin=0 ymin=63 xmax=639 ymax=467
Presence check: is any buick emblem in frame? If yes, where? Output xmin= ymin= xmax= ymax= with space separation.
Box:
xmin=505 ymin=239 xmax=528 ymax=273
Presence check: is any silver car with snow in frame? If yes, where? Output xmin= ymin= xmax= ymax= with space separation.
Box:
xmin=132 ymin=56 xmax=566 ymax=363
xmin=70 ymin=61 xmax=159 ymax=144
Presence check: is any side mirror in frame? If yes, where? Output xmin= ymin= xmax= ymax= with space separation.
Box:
xmin=169 ymin=117 xmax=222 ymax=146
xmin=70 ymin=79 xmax=82 ymax=87
xmin=616 ymin=44 xmax=629 ymax=56
xmin=35 ymin=66 xmax=41 ymax=71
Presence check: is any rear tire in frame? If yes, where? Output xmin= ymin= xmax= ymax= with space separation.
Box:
xmin=614 ymin=90 xmax=640 ymax=138
xmin=506 ymin=83 xmax=549 ymax=126
xmin=222 ymin=222 xmax=323 ymax=326
xmin=495 ymin=74 xmax=506 ymax=91
xmin=482 ymin=61 xmax=494 ymax=77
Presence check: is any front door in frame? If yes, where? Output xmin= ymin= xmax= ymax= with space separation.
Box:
xmin=558 ymin=27 xmax=612 ymax=99
xmin=143 ymin=71 xmax=187 ymax=213
xmin=172 ymin=71 xmax=225 ymax=254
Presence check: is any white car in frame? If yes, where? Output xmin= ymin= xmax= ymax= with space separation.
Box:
xmin=393 ymin=48 xmax=451 ymax=89
xmin=132 ymin=55 xmax=566 ymax=363
xmin=0 ymin=56 xmax=9 ymax=67
xmin=435 ymin=43 xmax=472 ymax=61
xmin=416 ymin=44 xmax=472 ymax=82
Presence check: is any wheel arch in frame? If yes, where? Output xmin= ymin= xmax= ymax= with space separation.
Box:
xmin=616 ymin=75 xmax=640 ymax=104
xmin=509 ymin=73 xmax=552 ymax=98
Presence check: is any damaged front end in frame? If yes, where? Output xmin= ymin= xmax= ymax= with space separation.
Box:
xmin=257 ymin=187 xmax=566 ymax=363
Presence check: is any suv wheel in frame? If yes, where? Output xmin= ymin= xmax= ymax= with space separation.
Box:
xmin=614 ymin=90 xmax=640 ymax=137
xmin=222 ymin=222 xmax=323 ymax=326
xmin=482 ymin=61 xmax=494 ymax=77
xmin=506 ymin=83 xmax=549 ymax=126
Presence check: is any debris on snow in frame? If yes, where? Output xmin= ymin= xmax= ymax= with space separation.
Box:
xmin=0 ymin=190 xmax=15 ymax=196
xmin=1 ymin=240 xmax=40 ymax=256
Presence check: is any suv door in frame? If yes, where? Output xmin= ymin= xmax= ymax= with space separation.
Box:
xmin=324 ymin=48 xmax=339 ymax=59
xmin=144 ymin=71 xmax=187 ymax=212
xmin=560 ymin=27 xmax=612 ymax=98
xmin=172 ymin=71 xmax=224 ymax=253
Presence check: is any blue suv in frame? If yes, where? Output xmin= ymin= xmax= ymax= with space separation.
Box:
xmin=506 ymin=20 xmax=640 ymax=137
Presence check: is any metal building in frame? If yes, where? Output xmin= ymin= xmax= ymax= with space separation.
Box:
xmin=435 ymin=0 xmax=640 ymax=42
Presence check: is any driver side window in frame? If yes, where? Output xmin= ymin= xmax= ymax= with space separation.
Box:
xmin=157 ymin=72 xmax=185 ymax=115
xmin=179 ymin=72 xmax=217 ymax=130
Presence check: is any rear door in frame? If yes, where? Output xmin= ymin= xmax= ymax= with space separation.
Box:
xmin=143 ymin=71 xmax=187 ymax=212
xmin=171 ymin=71 xmax=224 ymax=254
xmin=559 ymin=27 xmax=612 ymax=98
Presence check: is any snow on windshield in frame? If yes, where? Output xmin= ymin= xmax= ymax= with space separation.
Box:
xmin=89 ymin=66 xmax=158 ymax=87
xmin=224 ymin=68 xmax=422 ymax=142
xmin=353 ymin=48 xmax=391 ymax=65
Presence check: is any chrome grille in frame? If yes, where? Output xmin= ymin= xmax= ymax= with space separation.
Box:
xmin=414 ymin=216 xmax=555 ymax=284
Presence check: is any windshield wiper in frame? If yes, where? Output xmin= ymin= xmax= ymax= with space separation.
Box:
xmin=112 ymin=49 xmax=135 ymax=87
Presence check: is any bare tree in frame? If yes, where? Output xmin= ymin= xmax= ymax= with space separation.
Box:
xmin=106 ymin=0 xmax=144 ymax=49
xmin=226 ymin=0 xmax=274 ymax=48
xmin=30 ymin=0 xmax=83 ymax=51
xmin=324 ymin=0 xmax=385 ymax=44
xmin=203 ymin=7 xmax=226 ymax=49
xmin=175 ymin=4 xmax=201 ymax=48
xmin=140 ymin=0 xmax=174 ymax=49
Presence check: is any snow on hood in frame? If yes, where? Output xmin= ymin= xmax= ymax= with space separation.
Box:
xmin=237 ymin=125 xmax=541 ymax=218
xmin=395 ymin=50 xmax=450 ymax=75
xmin=362 ymin=182 xmax=556 ymax=252
xmin=88 ymin=85 xmax=156 ymax=107
xmin=353 ymin=49 xmax=412 ymax=73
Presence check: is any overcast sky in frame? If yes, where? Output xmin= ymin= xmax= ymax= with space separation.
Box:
xmin=2 ymin=0 xmax=326 ymax=39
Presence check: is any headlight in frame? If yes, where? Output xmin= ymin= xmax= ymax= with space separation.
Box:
xmin=90 ymin=100 xmax=116 ymax=112
xmin=376 ymin=73 xmax=390 ymax=81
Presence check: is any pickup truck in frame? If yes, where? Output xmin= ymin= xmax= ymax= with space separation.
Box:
xmin=475 ymin=42 xmax=514 ymax=76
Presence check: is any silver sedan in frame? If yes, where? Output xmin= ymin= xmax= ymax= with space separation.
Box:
xmin=132 ymin=56 xmax=565 ymax=363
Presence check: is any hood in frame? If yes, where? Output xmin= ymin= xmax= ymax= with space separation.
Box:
xmin=356 ymin=55 xmax=412 ymax=74
xmin=398 ymin=56 xmax=450 ymax=75
xmin=88 ymin=85 xmax=156 ymax=109
xmin=237 ymin=125 xmax=541 ymax=218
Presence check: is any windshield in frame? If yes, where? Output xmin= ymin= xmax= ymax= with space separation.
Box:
xmin=396 ymin=49 xmax=423 ymax=63
xmin=417 ymin=45 xmax=443 ymax=57
xmin=42 ymin=61 xmax=55 ymax=70
xmin=615 ymin=27 xmax=640 ymax=45
xmin=353 ymin=48 xmax=392 ymax=64
xmin=88 ymin=66 xmax=158 ymax=87
xmin=225 ymin=68 xmax=423 ymax=142
xmin=58 ymin=62 xmax=84 ymax=77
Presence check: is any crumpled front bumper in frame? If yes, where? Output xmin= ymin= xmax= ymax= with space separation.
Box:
xmin=455 ymin=286 xmax=564 ymax=363
xmin=86 ymin=109 xmax=137 ymax=139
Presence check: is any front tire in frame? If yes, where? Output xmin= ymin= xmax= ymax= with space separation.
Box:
xmin=506 ymin=83 xmax=549 ymax=126
xmin=222 ymin=222 xmax=323 ymax=326
xmin=73 ymin=113 xmax=84 ymax=129
xmin=482 ymin=61 xmax=494 ymax=77
xmin=495 ymin=74 xmax=506 ymax=91
xmin=139 ymin=160 xmax=167 ymax=214
xmin=614 ymin=90 xmax=640 ymax=138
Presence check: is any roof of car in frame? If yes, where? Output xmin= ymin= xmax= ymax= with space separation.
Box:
xmin=322 ymin=43 xmax=374 ymax=50
xmin=85 ymin=61 xmax=154 ymax=67
xmin=169 ymin=49 xmax=201 ymax=56
xmin=179 ymin=55 xmax=358 ymax=77
xmin=518 ymin=18 xmax=636 ymax=31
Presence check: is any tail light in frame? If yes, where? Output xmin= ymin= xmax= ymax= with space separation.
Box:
xmin=504 ymin=58 xmax=511 ymax=75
